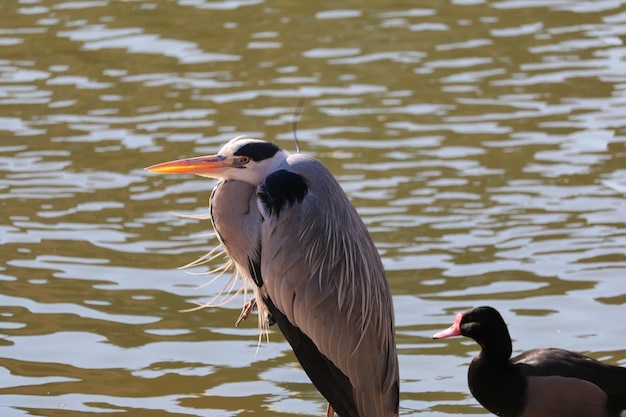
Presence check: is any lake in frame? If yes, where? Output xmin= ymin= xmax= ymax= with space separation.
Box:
xmin=1 ymin=0 xmax=626 ymax=416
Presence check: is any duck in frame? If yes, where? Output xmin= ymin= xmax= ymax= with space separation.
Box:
xmin=433 ymin=306 xmax=626 ymax=417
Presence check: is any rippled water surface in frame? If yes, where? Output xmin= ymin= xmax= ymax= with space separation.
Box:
xmin=2 ymin=0 xmax=626 ymax=416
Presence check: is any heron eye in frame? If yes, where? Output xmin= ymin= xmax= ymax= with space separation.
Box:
xmin=240 ymin=156 xmax=251 ymax=164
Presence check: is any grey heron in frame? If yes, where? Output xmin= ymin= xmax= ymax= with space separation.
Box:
xmin=146 ymin=136 xmax=399 ymax=417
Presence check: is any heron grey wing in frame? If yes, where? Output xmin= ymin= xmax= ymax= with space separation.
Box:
xmin=259 ymin=163 xmax=399 ymax=417
xmin=264 ymin=296 xmax=359 ymax=417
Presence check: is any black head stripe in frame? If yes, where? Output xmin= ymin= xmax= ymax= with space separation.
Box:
xmin=234 ymin=142 xmax=280 ymax=162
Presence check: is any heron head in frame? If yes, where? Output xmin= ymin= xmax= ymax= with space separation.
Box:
xmin=145 ymin=136 xmax=287 ymax=185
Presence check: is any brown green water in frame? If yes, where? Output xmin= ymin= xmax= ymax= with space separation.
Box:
xmin=1 ymin=0 xmax=626 ymax=416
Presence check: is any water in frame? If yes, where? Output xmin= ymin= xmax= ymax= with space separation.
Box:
xmin=1 ymin=0 xmax=626 ymax=415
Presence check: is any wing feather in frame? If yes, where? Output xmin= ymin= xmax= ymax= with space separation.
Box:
xmin=515 ymin=348 xmax=626 ymax=408
xmin=265 ymin=296 xmax=359 ymax=417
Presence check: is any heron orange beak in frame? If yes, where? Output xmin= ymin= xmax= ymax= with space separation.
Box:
xmin=145 ymin=155 xmax=231 ymax=176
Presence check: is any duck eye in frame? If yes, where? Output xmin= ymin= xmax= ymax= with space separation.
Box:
xmin=240 ymin=156 xmax=251 ymax=164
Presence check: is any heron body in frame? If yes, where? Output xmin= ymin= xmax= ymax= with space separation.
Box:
xmin=146 ymin=137 xmax=399 ymax=417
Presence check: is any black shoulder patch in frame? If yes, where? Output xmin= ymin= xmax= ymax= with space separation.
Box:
xmin=234 ymin=142 xmax=280 ymax=162
xmin=258 ymin=170 xmax=308 ymax=217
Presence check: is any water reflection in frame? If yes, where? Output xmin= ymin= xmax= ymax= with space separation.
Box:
xmin=1 ymin=0 xmax=626 ymax=415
